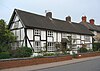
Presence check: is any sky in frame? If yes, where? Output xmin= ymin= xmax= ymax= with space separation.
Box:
xmin=0 ymin=0 xmax=100 ymax=25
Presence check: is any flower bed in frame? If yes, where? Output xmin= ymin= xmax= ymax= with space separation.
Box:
xmin=76 ymin=52 xmax=100 ymax=58
xmin=0 ymin=55 xmax=72 ymax=69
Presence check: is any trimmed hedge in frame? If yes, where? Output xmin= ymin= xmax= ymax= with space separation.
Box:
xmin=0 ymin=52 xmax=11 ymax=59
xmin=78 ymin=47 xmax=88 ymax=53
xmin=11 ymin=47 xmax=33 ymax=58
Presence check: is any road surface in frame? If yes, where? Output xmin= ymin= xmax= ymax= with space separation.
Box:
xmin=35 ymin=58 xmax=100 ymax=71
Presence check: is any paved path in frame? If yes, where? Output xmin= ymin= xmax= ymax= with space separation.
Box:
xmin=1 ymin=56 xmax=100 ymax=71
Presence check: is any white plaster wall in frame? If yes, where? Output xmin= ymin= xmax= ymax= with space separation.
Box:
xmin=90 ymin=36 xmax=92 ymax=43
xmin=81 ymin=35 xmax=85 ymax=40
xmin=41 ymin=30 xmax=46 ymax=40
xmin=21 ymin=29 xmax=24 ymax=40
xmin=35 ymin=36 xmax=40 ymax=41
xmin=16 ymin=30 xmax=20 ymax=40
xmin=77 ymin=40 xmax=80 ymax=44
xmin=14 ymin=15 xmax=19 ymax=21
xmin=93 ymin=31 xmax=97 ymax=36
xmin=58 ymin=33 xmax=61 ymax=42
xmin=27 ymin=40 xmax=31 ymax=47
xmin=76 ymin=35 xmax=80 ymax=39
xmin=53 ymin=32 xmax=56 ymax=42
xmin=67 ymin=34 xmax=71 ymax=36
xmin=47 ymin=37 xmax=53 ymax=42
xmin=41 ymin=41 xmax=46 ymax=51
xmin=81 ymin=41 xmax=84 ymax=44
xmin=18 ymin=21 xmax=23 ymax=28
xmin=11 ymin=15 xmax=23 ymax=29
xmin=72 ymin=34 xmax=76 ymax=39
xmin=11 ymin=23 xmax=15 ymax=29
xmin=27 ymin=29 xmax=33 ymax=40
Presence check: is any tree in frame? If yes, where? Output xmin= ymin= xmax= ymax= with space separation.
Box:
xmin=0 ymin=19 xmax=16 ymax=52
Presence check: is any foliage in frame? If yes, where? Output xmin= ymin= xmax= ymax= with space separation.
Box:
xmin=72 ymin=52 xmax=77 ymax=58
xmin=0 ymin=19 xmax=16 ymax=52
xmin=0 ymin=52 xmax=11 ymax=59
xmin=43 ymin=53 xmax=55 ymax=56
xmin=78 ymin=47 xmax=88 ymax=53
xmin=11 ymin=47 xmax=33 ymax=58
xmin=93 ymin=43 xmax=100 ymax=51
xmin=94 ymin=34 xmax=100 ymax=43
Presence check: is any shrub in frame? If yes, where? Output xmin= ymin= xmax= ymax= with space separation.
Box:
xmin=78 ymin=47 xmax=88 ymax=53
xmin=93 ymin=43 xmax=100 ymax=51
xmin=0 ymin=52 xmax=11 ymax=59
xmin=72 ymin=52 xmax=77 ymax=58
xmin=11 ymin=47 xmax=33 ymax=58
xmin=43 ymin=53 xmax=55 ymax=56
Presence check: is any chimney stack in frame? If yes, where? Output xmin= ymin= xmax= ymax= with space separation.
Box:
xmin=46 ymin=12 xmax=52 ymax=18
xmin=82 ymin=16 xmax=87 ymax=22
xmin=89 ymin=19 xmax=95 ymax=25
xmin=66 ymin=16 xmax=71 ymax=23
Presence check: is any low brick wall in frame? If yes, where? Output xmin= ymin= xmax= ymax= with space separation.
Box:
xmin=76 ymin=52 xmax=100 ymax=58
xmin=0 ymin=55 xmax=72 ymax=69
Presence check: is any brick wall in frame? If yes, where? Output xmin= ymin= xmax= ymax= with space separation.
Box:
xmin=0 ymin=55 xmax=72 ymax=69
xmin=76 ymin=52 xmax=100 ymax=58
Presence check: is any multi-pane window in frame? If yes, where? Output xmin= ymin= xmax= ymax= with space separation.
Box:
xmin=35 ymin=41 xmax=41 ymax=52
xmin=85 ymin=36 xmax=90 ymax=42
xmin=47 ymin=31 xmax=53 ymax=37
xmin=34 ymin=29 xmax=40 ymax=35
xmin=47 ymin=42 xmax=55 ymax=51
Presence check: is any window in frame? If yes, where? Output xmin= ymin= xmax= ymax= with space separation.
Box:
xmin=47 ymin=31 xmax=53 ymax=37
xmin=85 ymin=36 xmax=90 ymax=42
xmin=35 ymin=41 xmax=41 ymax=52
xmin=34 ymin=29 xmax=40 ymax=35
xmin=47 ymin=42 xmax=55 ymax=51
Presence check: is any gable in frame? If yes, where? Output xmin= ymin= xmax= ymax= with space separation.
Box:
xmin=10 ymin=14 xmax=23 ymax=29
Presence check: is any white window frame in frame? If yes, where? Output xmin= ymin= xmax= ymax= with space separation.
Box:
xmin=47 ymin=31 xmax=53 ymax=37
xmin=47 ymin=42 xmax=55 ymax=51
xmin=34 ymin=29 xmax=40 ymax=35
xmin=35 ymin=41 xmax=41 ymax=52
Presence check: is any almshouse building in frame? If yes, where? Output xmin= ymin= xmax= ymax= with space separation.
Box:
xmin=8 ymin=9 xmax=94 ymax=53
xmin=80 ymin=16 xmax=100 ymax=43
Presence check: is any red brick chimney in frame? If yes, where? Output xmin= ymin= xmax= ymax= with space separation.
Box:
xmin=89 ymin=19 xmax=95 ymax=25
xmin=82 ymin=16 xmax=87 ymax=22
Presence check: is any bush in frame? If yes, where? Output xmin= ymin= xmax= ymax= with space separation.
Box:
xmin=78 ymin=47 xmax=88 ymax=53
xmin=93 ymin=43 xmax=100 ymax=51
xmin=43 ymin=53 xmax=55 ymax=56
xmin=0 ymin=52 xmax=11 ymax=59
xmin=11 ymin=47 xmax=33 ymax=58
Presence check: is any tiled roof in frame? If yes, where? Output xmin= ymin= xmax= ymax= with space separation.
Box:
xmin=9 ymin=9 xmax=94 ymax=36
xmin=80 ymin=22 xmax=100 ymax=32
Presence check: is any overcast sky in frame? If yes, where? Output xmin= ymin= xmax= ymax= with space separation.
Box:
xmin=0 ymin=0 xmax=100 ymax=25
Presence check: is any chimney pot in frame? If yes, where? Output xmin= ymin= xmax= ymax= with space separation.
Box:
xmin=82 ymin=16 xmax=87 ymax=22
xmin=46 ymin=12 xmax=52 ymax=18
xmin=66 ymin=16 xmax=71 ymax=23
xmin=89 ymin=19 xmax=95 ymax=25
